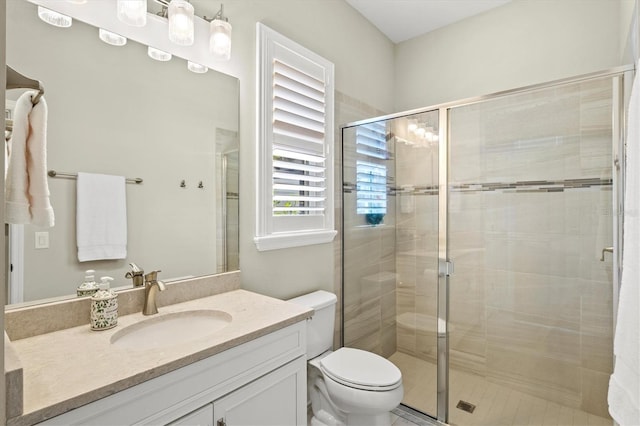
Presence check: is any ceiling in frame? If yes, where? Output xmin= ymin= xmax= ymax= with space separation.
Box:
xmin=345 ymin=0 xmax=512 ymax=43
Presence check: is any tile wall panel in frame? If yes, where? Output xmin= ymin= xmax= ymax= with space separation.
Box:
xmin=340 ymin=95 xmax=398 ymax=357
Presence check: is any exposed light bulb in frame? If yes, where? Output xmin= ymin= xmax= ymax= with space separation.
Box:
xmin=168 ymin=0 xmax=195 ymax=46
xmin=99 ymin=28 xmax=127 ymax=46
xmin=37 ymin=6 xmax=72 ymax=28
xmin=147 ymin=46 xmax=172 ymax=61
xmin=187 ymin=61 xmax=208 ymax=73
xmin=117 ymin=0 xmax=147 ymax=27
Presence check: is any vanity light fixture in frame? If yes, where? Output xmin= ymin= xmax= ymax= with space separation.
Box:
xmin=117 ymin=0 xmax=147 ymax=27
xmin=168 ymin=0 xmax=195 ymax=46
xmin=154 ymin=0 xmax=232 ymax=60
xmin=47 ymin=0 xmax=232 ymax=68
xmin=148 ymin=46 xmax=172 ymax=61
xmin=99 ymin=28 xmax=128 ymax=46
xmin=207 ymin=5 xmax=232 ymax=61
xmin=37 ymin=6 xmax=72 ymax=28
xmin=187 ymin=61 xmax=208 ymax=73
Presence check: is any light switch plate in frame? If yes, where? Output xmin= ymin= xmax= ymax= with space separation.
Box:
xmin=35 ymin=231 xmax=49 ymax=249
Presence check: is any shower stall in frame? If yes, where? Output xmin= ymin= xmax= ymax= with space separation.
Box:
xmin=341 ymin=67 xmax=632 ymax=425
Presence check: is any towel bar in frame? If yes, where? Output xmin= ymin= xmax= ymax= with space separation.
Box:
xmin=48 ymin=170 xmax=143 ymax=184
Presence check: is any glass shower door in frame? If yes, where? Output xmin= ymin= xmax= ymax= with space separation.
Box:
xmin=342 ymin=109 xmax=441 ymax=419
xmin=446 ymin=77 xmax=616 ymax=425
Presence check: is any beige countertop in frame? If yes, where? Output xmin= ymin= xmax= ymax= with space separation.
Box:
xmin=7 ymin=289 xmax=313 ymax=425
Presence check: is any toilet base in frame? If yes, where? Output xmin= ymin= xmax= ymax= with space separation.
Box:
xmin=308 ymin=356 xmax=398 ymax=426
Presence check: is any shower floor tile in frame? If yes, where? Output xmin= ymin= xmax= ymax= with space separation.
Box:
xmin=389 ymin=352 xmax=613 ymax=426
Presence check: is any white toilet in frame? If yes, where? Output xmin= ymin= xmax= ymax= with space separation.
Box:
xmin=289 ymin=290 xmax=404 ymax=426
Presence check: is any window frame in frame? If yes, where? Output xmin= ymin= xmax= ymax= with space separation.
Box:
xmin=255 ymin=23 xmax=336 ymax=251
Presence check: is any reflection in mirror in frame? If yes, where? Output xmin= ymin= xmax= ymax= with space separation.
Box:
xmin=5 ymin=0 xmax=239 ymax=306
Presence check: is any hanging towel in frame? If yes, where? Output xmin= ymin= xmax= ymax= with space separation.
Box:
xmin=76 ymin=172 xmax=127 ymax=262
xmin=5 ymin=91 xmax=54 ymax=227
xmin=608 ymin=63 xmax=640 ymax=426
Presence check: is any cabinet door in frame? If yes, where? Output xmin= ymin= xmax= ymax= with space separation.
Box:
xmin=168 ymin=403 xmax=214 ymax=426
xmin=213 ymin=356 xmax=306 ymax=426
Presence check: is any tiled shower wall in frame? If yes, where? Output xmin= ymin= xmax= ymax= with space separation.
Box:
xmin=341 ymin=136 xmax=398 ymax=357
xmin=336 ymin=92 xmax=390 ymax=352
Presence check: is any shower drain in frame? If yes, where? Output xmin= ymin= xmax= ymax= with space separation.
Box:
xmin=456 ymin=400 xmax=476 ymax=413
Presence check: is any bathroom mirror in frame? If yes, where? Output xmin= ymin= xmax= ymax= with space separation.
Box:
xmin=5 ymin=0 xmax=239 ymax=306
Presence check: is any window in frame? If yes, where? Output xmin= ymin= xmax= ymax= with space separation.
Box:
xmin=356 ymin=122 xmax=388 ymax=216
xmin=356 ymin=161 xmax=387 ymax=215
xmin=255 ymin=23 xmax=336 ymax=251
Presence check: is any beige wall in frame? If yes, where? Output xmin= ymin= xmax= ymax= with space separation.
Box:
xmin=233 ymin=0 xmax=636 ymax=300
xmin=620 ymin=0 xmax=638 ymax=63
xmin=215 ymin=0 xmax=396 ymax=299
xmin=394 ymin=0 xmax=635 ymax=111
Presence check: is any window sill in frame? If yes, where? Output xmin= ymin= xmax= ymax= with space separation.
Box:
xmin=254 ymin=230 xmax=337 ymax=251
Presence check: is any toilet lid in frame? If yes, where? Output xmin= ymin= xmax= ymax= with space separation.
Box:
xmin=319 ymin=348 xmax=402 ymax=391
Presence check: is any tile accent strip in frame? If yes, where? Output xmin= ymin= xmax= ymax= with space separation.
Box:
xmin=378 ymin=177 xmax=612 ymax=196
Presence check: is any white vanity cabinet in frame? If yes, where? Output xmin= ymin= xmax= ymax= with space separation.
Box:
xmin=169 ymin=357 xmax=304 ymax=426
xmin=211 ymin=357 xmax=303 ymax=426
xmin=38 ymin=322 xmax=307 ymax=426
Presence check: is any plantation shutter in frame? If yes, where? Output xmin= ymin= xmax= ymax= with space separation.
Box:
xmin=272 ymin=50 xmax=327 ymax=217
xmin=255 ymin=23 xmax=336 ymax=250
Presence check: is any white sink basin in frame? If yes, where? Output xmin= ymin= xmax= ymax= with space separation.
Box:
xmin=110 ymin=310 xmax=232 ymax=350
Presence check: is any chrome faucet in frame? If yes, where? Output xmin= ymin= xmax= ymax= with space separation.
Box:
xmin=125 ymin=263 xmax=145 ymax=287
xmin=143 ymin=270 xmax=166 ymax=315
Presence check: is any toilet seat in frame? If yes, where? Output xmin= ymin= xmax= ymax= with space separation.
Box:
xmin=319 ymin=347 xmax=402 ymax=391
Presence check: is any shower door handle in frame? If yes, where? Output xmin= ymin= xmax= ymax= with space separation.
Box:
xmin=439 ymin=259 xmax=454 ymax=277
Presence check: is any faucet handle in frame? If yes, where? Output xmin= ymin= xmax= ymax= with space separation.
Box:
xmin=128 ymin=263 xmax=143 ymax=274
xmin=144 ymin=270 xmax=162 ymax=282
xmin=126 ymin=263 xmax=145 ymax=287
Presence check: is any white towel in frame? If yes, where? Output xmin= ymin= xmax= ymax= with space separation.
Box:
xmin=5 ymin=91 xmax=54 ymax=227
xmin=76 ymin=172 xmax=127 ymax=262
xmin=608 ymin=63 xmax=640 ymax=426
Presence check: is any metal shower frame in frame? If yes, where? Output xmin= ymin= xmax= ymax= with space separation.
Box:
xmin=340 ymin=64 xmax=634 ymax=425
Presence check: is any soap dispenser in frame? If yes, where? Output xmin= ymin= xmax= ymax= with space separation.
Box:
xmin=77 ymin=270 xmax=99 ymax=297
xmin=90 ymin=276 xmax=118 ymax=331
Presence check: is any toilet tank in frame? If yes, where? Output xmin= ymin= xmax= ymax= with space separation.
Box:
xmin=288 ymin=290 xmax=337 ymax=359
